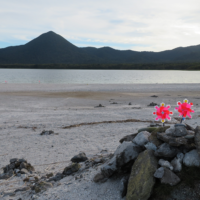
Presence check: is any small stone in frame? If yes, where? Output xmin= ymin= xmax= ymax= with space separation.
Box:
xmin=171 ymin=157 xmax=182 ymax=172
xmin=177 ymin=152 xmax=184 ymax=162
xmin=29 ymin=177 xmax=35 ymax=182
xmin=34 ymin=181 xmax=52 ymax=193
xmin=71 ymin=152 xmax=88 ymax=163
xmin=119 ymin=133 xmax=137 ymax=143
xmin=161 ymin=168 xmax=180 ymax=186
xmin=15 ymin=169 xmax=20 ymax=173
xmin=10 ymin=158 xmax=18 ymax=163
xmin=144 ymin=142 xmax=157 ymax=151
xmin=20 ymin=162 xmax=27 ymax=169
xmin=128 ymin=102 xmax=132 ymax=105
xmin=63 ymin=163 xmax=81 ymax=175
xmin=158 ymin=159 xmax=173 ymax=170
xmin=154 ymin=143 xmax=179 ymax=158
xmin=93 ymin=173 xmax=106 ymax=183
xmin=19 ymin=158 xmax=27 ymax=163
xmin=154 ymin=167 xmax=164 ymax=178
xmin=157 ymin=132 xmax=170 ymax=143
xmin=168 ymin=137 xmax=188 ymax=147
xmin=133 ymin=131 xmax=151 ymax=147
xmin=48 ymin=172 xmax=63 ymax=182
xmin=120 ymin=175 xmax=129 ymax=198
xmin=20 ymin=168 xmax=29 ymax=174
xmin=46 ymin=173 xmax=53 ymax=178
xmin=172 ymin=124 xmax=187 ymax=137
xmin=165 ymin=126 xmax=175 ymax=135
xmin=148 ymin=102 xmax=157 ymax=106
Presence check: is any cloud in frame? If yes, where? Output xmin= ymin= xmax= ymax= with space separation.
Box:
xmin=0 ymin=0 xmax=200 ymax=51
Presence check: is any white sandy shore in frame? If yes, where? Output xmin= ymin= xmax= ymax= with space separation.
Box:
xmin=0 ymin=83 xmax=200 ymax=200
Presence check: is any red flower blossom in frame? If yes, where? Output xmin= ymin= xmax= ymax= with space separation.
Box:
xmin=175 ymin=99 xmax=194 ymax=118
xmin=153 ymin=103 xmax=173 ymax=123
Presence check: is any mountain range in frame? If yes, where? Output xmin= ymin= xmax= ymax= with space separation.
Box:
xmin=0 ymin=31 xmax=200 ymax=64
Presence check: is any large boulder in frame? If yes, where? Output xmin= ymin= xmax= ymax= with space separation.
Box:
xmin=126 ymin=150 xmax=158 ymax=200
xmin=194 ymin=126 xmax=200 ymax=156
xmin=154 ymin=143 xmax=179 ymax=158
xmin=101 ymin=142 xmax=142 ymax=177
xmin=183 ymin=149 xmax=200 ymax=167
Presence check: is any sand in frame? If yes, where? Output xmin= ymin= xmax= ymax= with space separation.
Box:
xmin=0 ymin=83 xmax=200 ymax=200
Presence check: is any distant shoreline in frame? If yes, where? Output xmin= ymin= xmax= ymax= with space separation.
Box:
xmin=0 ymin=62 xmax=200 ymax=70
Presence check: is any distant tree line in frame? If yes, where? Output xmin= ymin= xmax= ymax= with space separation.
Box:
xmin=0 ymin=62 xmax=200 ymax=70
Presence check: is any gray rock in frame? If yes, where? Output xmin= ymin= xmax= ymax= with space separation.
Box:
xmin=133 ymin=131 xmax=151 ymax=146
xmin=0 ymin=170 xmax=14 ymax=179
xmin=168 ymin=137 xmax=188 ymax=146
xmin=195 ymin=126 xmax=200 ymax=156
xmin=161 ymin=168 xmax=180 ymax=186
xmin=33 ymin=181 xmax=53 ymax=193
xmin=171 ymin=157 xmax=182 ymax=172
xmin=40 ymin=130 xmax=54 ymax=135
xmin=62 ymin=163 xmax=81 ymax=175
xmin=158 ymin=159 xmax=173 ymax=170
xmin=172 ymin=124 xmax=187 ymax=137
xmin=20 ymin=168 xmax=29 ymax=174
xmin=183 ymin=149 xmax=200 ymax=167
xmin=144 ymin=142 xmax=157 ymax=151
xmin=101 ymin=142 xmax=142 ymax=177
xmin=19 ymin=159 xmax=27 ymax=163
xmin=71 ymin=152 xmax=88 ymax=163
xmin=154 ymin=143 xmax=179 ymax=158
xmin=93 ymin=173 xmax=107 ymax=183
xmin=154 ymin=167 xmax=164 ymax=178
xmin=157 ymin=132 xmax=170 ymax=143
xmin=177 ymin=152 xmax=184 ymax=162
xmin=48 ymin=172 xmax=63 ymax=182
xmin=29 ymin=177 xmax=35 ymax=182
xmin=165 ymin=126 xmax=175 ymax=135
xmin=15 ymin=169 xmax=20 ymax=173
xmin=10 ymin=158 xmax=18 ymax=163
xmin=126 ymin=150 xmax=158 ymax=200
xmin=119 ymin=133 xmax=137 ymax=143
xmin=120 ymin=175 xmax=129 ymax=198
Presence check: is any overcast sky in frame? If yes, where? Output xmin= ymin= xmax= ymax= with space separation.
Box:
xmin=0 ymin=0 xmax=200 ymax=51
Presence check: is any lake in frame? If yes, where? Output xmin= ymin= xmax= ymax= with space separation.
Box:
xmin=0 ymin=69 xmax=200 ymax=84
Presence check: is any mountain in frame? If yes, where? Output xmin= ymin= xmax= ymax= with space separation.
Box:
xmin=0 ymin=31 xmax=102 ymax=64
xmin=0 ymin=31 xmax=200 ymax=64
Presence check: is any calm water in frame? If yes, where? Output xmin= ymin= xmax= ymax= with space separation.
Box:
xmin=0 ymin=69 xmax=200 ymax=84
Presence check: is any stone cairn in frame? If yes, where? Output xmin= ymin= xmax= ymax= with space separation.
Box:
xmin=93 ymin=123 xmax=200 ymax=200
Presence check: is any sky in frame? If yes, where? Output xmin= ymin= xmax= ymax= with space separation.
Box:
xmin=0 ymin=0 xmax=200 ymax=52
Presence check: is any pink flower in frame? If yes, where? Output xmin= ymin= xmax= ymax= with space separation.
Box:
xmin=175 ymin=99 xmax=194 ymax=118
xmin=153 ymin=103 xmax=173 ymax=123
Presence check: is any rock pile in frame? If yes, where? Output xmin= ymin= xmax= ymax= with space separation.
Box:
xmin=93 ymin=124 xmax=200 ymax=199
xmin=0 ymin=158 xmax=34 ymax=179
